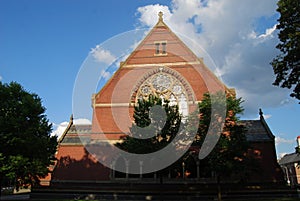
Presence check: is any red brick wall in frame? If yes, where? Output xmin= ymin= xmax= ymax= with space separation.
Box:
xmin=52 ymin=145 xmax=111 ymax=182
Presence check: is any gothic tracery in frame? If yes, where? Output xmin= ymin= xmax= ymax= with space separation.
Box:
xmin=136 ymin=69 xmax=189 ymax=116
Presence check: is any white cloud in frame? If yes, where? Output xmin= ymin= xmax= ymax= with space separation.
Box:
xmin=275 ymin=136 xmax=295 ymax=159
xmin=263 ymin=114 xmax=272 ymax=119
xmin=90 ymin=45 xmax=116 ymax=64
xmin=258 ymin=24 xmax=277 ymax=39
xmin=275 ymin=136 xmax=295 ymax=146
xmin=254 ymin=113 xmax=272 ymax=120
xmin=0 ymin=75 xmax=2 ymax=81
xmin=51 ymin=118 xmax=91 ymax=140
xmin=73 ymin=118 xmax=92 ymax=125
xmin=100 ymin=70 xmax=111 ymax=81
xmin=136 ymin=0 xmax=293 ymax=117
xmin=277 ymin=152 xmax=288 ymax=160
xmin=136 ymin=4 xmax=172 ymax=27
xmin=51 ymin=121 xmax=69 ymax=139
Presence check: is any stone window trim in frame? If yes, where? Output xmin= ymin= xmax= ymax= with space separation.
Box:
xmin=131 ymin=66 xmax=195 ymax=104
xmin=154 ymin=41 xmax=168 ymax=56
xmin=132 ymin=67 xmax=196 ymax=117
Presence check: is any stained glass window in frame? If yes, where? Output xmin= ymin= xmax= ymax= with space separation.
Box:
xmin=136 ymin=71 xmax=189 ymax=116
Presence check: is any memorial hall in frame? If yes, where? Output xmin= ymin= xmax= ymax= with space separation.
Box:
xmin=41 ymin=12 xmax=283 ymax=187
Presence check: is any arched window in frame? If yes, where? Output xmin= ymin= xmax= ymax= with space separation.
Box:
xmin=136 ymin=69 xmax=190 ymax=117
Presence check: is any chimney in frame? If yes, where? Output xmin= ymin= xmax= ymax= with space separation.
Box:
xmin=297 ymin=136 xmax=300 ymax=148
xmin=296 ymin=136 xmax=300 ymax=153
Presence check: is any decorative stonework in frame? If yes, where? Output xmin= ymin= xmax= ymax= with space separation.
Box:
xmin=132 ymin=67 xmax=195 ymax=116
xmin=47 ymin=11 xmax=283 ymax=185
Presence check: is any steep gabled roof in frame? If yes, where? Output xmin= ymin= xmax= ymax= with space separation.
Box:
xmin=241 ymin=109 xmax=275 ymax=142
xmin=278 ymin=153 xmax=300 ymax=165
xmin=94 ymin=11 xmax=234 ymax=104
xmin=122 ymin=11 xmax=199 ymax=66
xmin=58 ymin=114 xmax=74 ymax=144
xmin=58 ymin=114 xmax=92 ymax=144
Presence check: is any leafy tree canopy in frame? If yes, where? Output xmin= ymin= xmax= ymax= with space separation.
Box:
xmin=116 ymin=95 xmax=181 ymax=154
xmin=271 ymin=0 xmax=300 ymax=101
xmin=194 ymin=93 xmax=251 ymax=201
xmin=0 ymin=82 xmax=57 ymax=190
xmin=195 ymin=93 xmax=250 ymax=178
xmin=116 ymin=92 xmax=252 ymax=180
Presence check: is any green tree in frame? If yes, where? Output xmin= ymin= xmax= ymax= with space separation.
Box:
xmin=0 ymin=82 xmax=57 ymax=195
xmin=271 ymin=0 xmax=300 ymax=101
xmin=116 ymin=95 xmax=181 ymax=154
xmin=195 ymin=92 xmax=249 ymax=201
xmin=116 ymin=95 xmax=182 ymax=181
xmin=116 ymin=92 xmax=252 ymax=201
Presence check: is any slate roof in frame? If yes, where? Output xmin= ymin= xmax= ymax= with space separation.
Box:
xmin=278 ymin=153 xmax=300 ymax=165
xmin=59 ymin=124 xmax=92 ymax=144
xmin=241 ymin=119 xmax=275 ymax=142
xmin=59 ymin=115 xmax=275 ymax=144
xmin=67 ymin=124 xmax=92 ymax=134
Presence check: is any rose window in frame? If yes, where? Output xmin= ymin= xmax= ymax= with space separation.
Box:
xmin=152 ymin=74 xmax=171 ymax=92
xmin=136 ymin=72 xmax=189 ymax=116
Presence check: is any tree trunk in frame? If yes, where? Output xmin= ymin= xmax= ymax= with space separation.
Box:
xmin=217 ymin=175 xmax=222 ymax=201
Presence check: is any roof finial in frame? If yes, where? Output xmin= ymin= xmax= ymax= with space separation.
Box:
xmin=259 ymin=108 xmax=263 ymax=119
xmin=70 ymin=114 xmax=74 ymax=124
xmin=158 ymin=11 xmax=163 ymax=22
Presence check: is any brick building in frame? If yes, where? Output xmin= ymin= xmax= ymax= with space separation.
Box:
xmin=44 ymin=12 xmax=283 ymax=186
xmin=278 ymin=136 xmax=300 ymax=187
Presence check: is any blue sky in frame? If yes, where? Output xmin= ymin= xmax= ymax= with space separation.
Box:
xmin=0 ymin=0 xmax=299 ymax=158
